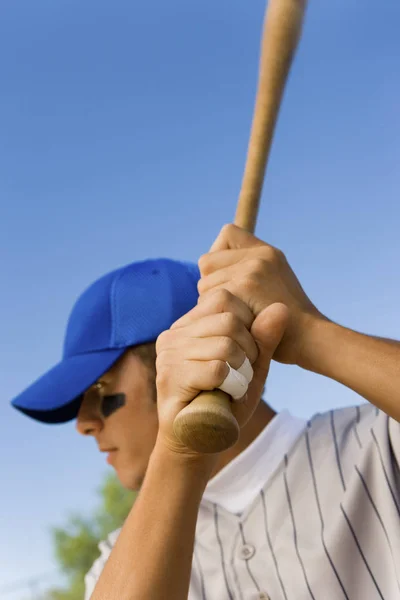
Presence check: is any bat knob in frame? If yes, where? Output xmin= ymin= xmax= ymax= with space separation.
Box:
xmin=173 ymin=390 xmax=240 ymax=454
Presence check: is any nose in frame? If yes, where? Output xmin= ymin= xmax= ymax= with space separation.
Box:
xmin=76 ymin=401 xmax=104 ymax=437
xmin=76 ymin=415 xmax=103 ymax=436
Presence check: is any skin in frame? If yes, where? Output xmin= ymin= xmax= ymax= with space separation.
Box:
xmin=76 ymin=350 xmax=160 ymax=491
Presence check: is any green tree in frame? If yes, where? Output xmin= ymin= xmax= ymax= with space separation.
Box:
xmin=43 ymin=473 xmax=136 ymax=600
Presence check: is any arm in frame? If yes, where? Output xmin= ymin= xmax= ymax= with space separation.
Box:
xmin=91 ymin=290 xmax=286 ymax=600
xmin=300 ymin=319 xmax=400 ymax=422
xmin=91 ymin=441 xmax=213 ymax=600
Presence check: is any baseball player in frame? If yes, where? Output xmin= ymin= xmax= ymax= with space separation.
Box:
xmin=11 ymin=225 xmax=400 ymax=599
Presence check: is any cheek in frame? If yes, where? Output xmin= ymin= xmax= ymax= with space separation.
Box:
xmin=113 ymin=415 xmax=159 ymax=491
xmin=116 ymin=406 xmax=159 ymax=459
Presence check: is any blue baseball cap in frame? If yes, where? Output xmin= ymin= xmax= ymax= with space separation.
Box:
xmin=11 ymin=259 xmax=200 ymax=424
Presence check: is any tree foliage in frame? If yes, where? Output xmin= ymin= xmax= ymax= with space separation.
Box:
xmin=42 ymin=474 xmax=136 ymax=600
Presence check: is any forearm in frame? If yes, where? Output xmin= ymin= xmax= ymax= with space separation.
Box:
xmin=91 ymin=440 xmax=215 ymax=600
xmin=300 ymin=319 xmax=400 ymax=421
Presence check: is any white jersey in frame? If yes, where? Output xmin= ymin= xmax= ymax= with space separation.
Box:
xmin=85 ymin=404 xmax=400 ymax=599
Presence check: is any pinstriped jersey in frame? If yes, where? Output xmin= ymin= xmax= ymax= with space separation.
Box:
xmin=85 ymin=404 xmax=400 ymax=600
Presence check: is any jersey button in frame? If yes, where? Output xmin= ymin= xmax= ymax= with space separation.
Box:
xmin=258 ymin=594 xmax=270 ymax=600
xmin=238 ymin=543 xmax=256 ymax=560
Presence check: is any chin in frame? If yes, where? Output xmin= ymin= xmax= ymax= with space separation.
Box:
xmin=115 ymin=466 xmax=146 ymax=492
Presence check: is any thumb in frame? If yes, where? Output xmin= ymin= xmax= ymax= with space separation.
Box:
xmin=249 ymin=303 xmax=289 ymax=398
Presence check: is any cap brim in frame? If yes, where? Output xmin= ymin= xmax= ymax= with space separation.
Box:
xmin=11 ymin=348 xmax=125 ymax=424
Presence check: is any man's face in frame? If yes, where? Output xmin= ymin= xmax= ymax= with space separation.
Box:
xmin=76 ymin=347 xmax=159 ymax=491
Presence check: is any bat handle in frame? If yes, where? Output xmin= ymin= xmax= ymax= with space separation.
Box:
xmin=173 ymin=390 xmax=239 ymax=454
xmin=173 ymin=0 xmax=307 ymax=454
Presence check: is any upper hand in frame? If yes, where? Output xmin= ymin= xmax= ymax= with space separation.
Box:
xmin=198 ymin=224 xmax=327 ymax=366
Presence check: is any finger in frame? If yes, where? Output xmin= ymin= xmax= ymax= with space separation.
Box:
xmin=162 ymin=312 xmax=258 ymax=365
xmin=237 ymin=356 xmax=254 ymax=383
xmin=164 ymin=336 xmax=248 ymax=371
xmin=226 ymin=305 xmax=288 ymax=428
xmin=248 ymin=303 xmax=289 ymax=400
xmin=198 ymin=248 xmax=246 ymax=277
xmin=199 ymin=245 xmax=277 ymax=279
xmin=181 ymin=359 xmax=250 ymax=402
xmin=171 ymin=289 xmax=254 ymax=331
xmin=209 ymin=223 xmax=265 ymax=253
xmin=218 ymin=363 xmax=249 ymax=401
xmin=180 ymin=359 xmax=230 ymax=395
xmin=198 ymin=279 xmax=265 ymax=318
xmin=198 ymin=265 xmax=238 ymax=296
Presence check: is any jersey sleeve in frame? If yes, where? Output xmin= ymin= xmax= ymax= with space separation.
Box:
xmin=84 ymin=528 xmax=121 ymax=600
xmin=388 ymin=413 xmax=400 ymax=472
xmin=356 ymin=404 xmax=400 ymax=496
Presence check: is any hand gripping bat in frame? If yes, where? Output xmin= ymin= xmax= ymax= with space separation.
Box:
xmin=173 ymin=0 xmax=308 ymax=454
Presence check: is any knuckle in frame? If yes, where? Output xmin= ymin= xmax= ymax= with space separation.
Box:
xmin=197 ymin=277 xmax=206 ymax=294
xmin=220 ymin=311 xmax=239 ymax=332
xmin=212 ymin=288 xmax=234 ymax=312
xmin=261 ymin=244 xmax=284 ymax=263
xmin=221 ymin=223 xmax=234 ymax=237
xmin=248 ymin=257 xmax=268 ymax=275
xmin=198 ymin=253 xmax=211 ymax=275
xmin=155 ymin=348 xmax=168 ymax=368
xmin=155 ymin=330 xmax=169 ymax=352
xmin=155 ymin=360 xmax=169 ymax=386
xmin=241 ymin=274 xmax=258 ymax=293
xmin=218 ymin=336 xmax=237 ymax=359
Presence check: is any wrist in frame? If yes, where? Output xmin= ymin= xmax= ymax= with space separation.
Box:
xmin=151 ymin=435 xmax=217 ymax=487
xmin=297 ymin=315 xmax=343 ymax=376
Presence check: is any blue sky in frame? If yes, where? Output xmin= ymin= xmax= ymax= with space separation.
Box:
xmin=1 ymin=0 xmax=399 ymax=596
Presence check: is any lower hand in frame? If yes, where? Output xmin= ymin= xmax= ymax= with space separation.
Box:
xmin=155 ymin=289 xmax=288 ymax=458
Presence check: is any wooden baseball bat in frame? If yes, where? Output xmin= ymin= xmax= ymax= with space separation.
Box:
xmin=173 ymin=0 xmax=308 ymax=454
